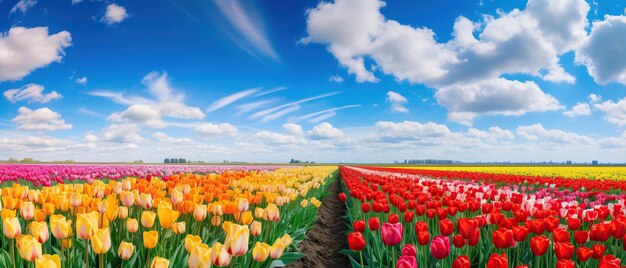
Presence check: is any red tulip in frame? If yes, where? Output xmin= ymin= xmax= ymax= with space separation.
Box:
xmin=611 ymin=219 xmax=626 ymax=238
xmin=429 ymin=236 xmax=450 ymax=259
xmin=452 ymin=235 xmax=465 ymax=248
xmin=381 ymin=222 xmax=403 ymax=246
xmin=574 ymin=230 xmax=588 ymax=244
xmin=426 ymin=209 xmax=436 ymax=218
xmin=530 ymin=236 xmax=550 ymax=256
xmin=417 ymin=231 xmax=430 ymax=246
xmin=468 ymin=228 xmax=480 ymax=246
xmin=403 ymin=211 xmax=414 ymax=223
xmin=401 ymin=244 xmax=416 ymax=257
xmin=576 ymin=246 xmax=592 ymax=262
xmin=487 ymin=253 xmax=508 ymax=268
xmin=554 ymin=242 xmax=575 ymax=260
xmin=361 ymin=203 xmax=371 ymax=213
xmin=439 ymin=219 xmax=454 ymax=236
xmin=512 ymin=226 xmax=529 ymax=242
xmin=516 ymin=266 xmax=528 ymax=268
xmin=590 ymin=223 xmax=610 ymax=242
xmin=599 ymin=254 xmax=621 ymax=268
xmin=452 ymin=255 xmax=470 ymax=268
xmin=592 ymin=244 xmax=606 ymax=260
xmin=388 ymin=214 xmax=399 ymax=224
xmin=353 ymin=220 xmax=366 ymax=233
xmin=368 ymin=217 xmax=380 ymax=231
xmin=529 ymin=219 xmax=546 ymax=235
xmin=415 ymin=222 xmax=428 ymax=232
xmin=552 ymin=228 xmax=570 ymax=243
xmin=567 ymin=217 xmax=581 ymax=230
xmin=396 ymin=256 xmax=417 ymax=268
xmin=348 ymin=232 xmax=366 ymax=251
xmin=556 ymin=259 xmax=575 ymax=268
xmin=457 ymin=218 xmax=477 ymax=239
xmin=492 ymin=228 xmax=514 ymax=249
xmin=338 ymin=193 xmax=346 ymax=202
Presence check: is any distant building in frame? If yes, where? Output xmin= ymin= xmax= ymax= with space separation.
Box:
xmin=404 ymin=159 xmax=460 ymax=164
xmin=566 ymin=160 xmax=572 ymax=165
xmin=592 ymin=160 xmax=598 ymax=165
xmin=164 ymin=159 xmax=170 ymax=163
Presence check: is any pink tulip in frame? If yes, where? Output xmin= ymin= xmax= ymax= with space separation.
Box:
xmin=430 ymin=236 xmax=451 ymax=259
xmin=381 ymin=222 xmax=403 ymax=246
xmin=402 ymin=244 xmax=417 ymax=257
xmin=396 ymin=255 xmax=417 ymax=268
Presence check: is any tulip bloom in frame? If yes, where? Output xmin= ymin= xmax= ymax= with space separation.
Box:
xmin=118 ymin=206 xmax=129 ymax=220
xmin=338 ymin=193 xmax=346 ymax=202
xmin=17 ymin=234 xmax=43 ymax=262
xmin=453 ymin=235 xmax=466 ymax=248
xmin=486 ymin=253 xmax=508 ymax=268
xmin=172 ymin=222 xmax=186 ymax=235
xmin=240 ymin=211 xmax=253 ymax=225
xmin=252 ymin=242 xmax=271 ymax=262
xmin=369 ymin=217 xmax=380 ymax=231
xmin=492 ymin=228 xmax=514 ymax=249
xmin=50 ymin=215 xmax=72 ymax=239
xmin=353 ymin=220 xmax=366 ymax=233
xmin=184 ymin=234 xmax=202 ymax=253
xmin=21 ymin=202 xmax=35 ymax=220
xmin=143 ymin=231 xmax=158 ymax=249
xmin=126 ymin=218 xmax=139 ymax=233
xmin=348 ymin=232 xmax=366 ymax=251
xmin=576 ymin=246 xmax=592 ymax=262
xmin=188 ymin=243 xmax=212 ymax=268
xmin=35 ymin=254 xmax=61 ymax=268
xmin=150 ymin=257 xmax=169 ymax=268
xmin=402 ymin=244 xmax=416 ymax=257
xmin=269 ymin=241 xmax=285 ymax=259
xmin=141 ymin=211 xmax=156 ymax=228
xmin=592 ymin=244 xmax=606 ymax=259
xmin=250 ymin=221 xmax=262 ymax=237
xmin=554 ymin=242 xmax=575 ymax=260
xmin=157 ymin=203 xmax=180 ymax=229
xmin=530 ymin=235 xmax=550 ymax=256
xmin=120 ymin=191 xmax=134 ymax=207
xmin=553 ymin=228 xmax=570 ymax=243
xmin=439 ymin=219 xmax=454 ymax=236
xmin=263 ymin=204 xmax=280 ymax=221
xmin=556 ymin=260 xmax=575 ymax=268
xmin=224 ymin=223 xmax=249 ymax=256
xmin=457 ymin=218 xmax=477 ymax=239
xmin=139 ymin=193 xmax=153 ymax=209
xmin=92 ymin=227 xmax=112 ymax=254
xmin=28 ymin=222 xmax=50 ymax=243
xmin=76 ymin=211 xmax=98 ymax=239
xmin=452 ymin=255 xmax=471 ymax=268
xmin=417 ymin=231 xmax=430 ymax=246
xmin=430 ymin=236 xmax=450 ymax=259
xmin=118 ymin=241 xmax=134 ymax=260
xmin=4 ymin=217 xmax=22 ymax=239
xmin=396 ymin=256 xmax=417 ymax=268
xmin=381 ymin=222 xmax=403 ymax=246
xmin=211 ymin=242 xmax=232 ymax=267
xmin=574 ymin=230 xmax=589 ymax=244
xmin=193 ymin=204 xmax=207 ymax=221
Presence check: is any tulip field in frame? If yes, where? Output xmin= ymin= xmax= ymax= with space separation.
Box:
xmin=0 ymin=164 xmax=336 ymax=268
xmin=341 ymin=166 xmax=626 ymax=268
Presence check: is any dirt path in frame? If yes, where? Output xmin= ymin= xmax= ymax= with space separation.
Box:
xmin=288 ymin=175 xmax=350 ymax=268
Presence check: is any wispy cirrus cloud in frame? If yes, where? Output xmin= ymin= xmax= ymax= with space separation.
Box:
xmin=250 ymin=91 xmax=341 ymax=120
xmin=296 ymin=105 xmax=361 ymax=123
xmin=207 ymin=88 xmax=260 ymax=112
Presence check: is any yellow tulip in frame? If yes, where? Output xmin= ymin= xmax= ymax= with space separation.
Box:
xmin=150 ymin=257 xmax=169 ymax=268
xmin=105 ymin=202 xmax=119 ymax=221
xmin=269 ymin=241 xmax=285 ymax=259
xmin=237 ymin=198 xmax=249 ymax=212
xmin=193 ymin=204 xmax=207 ymax=221
xmin=117 ymin=241 xmax=134 ymax=260
xmin=43 ymin=203 xmax=55 ymax=216
xmin=278 ymin=233 xmax=292 ymax=247
xmin=76 ymin=211 xmax=98 ymax=239
xmin=143 ymin=231 xmax=158 ymax=249
xmin=3 ymin=196 xmax=18 ymax=210
xmin=139 ymin=193 xmax=153 ymax=209
xmin=210 ymin=242 xmax=231 ymax=267
xmin=91 ymin=227 xmax=111 ymax=254
xmin=3 ymin=217 xmax=21 ymax=238
xmin=2 ymin=208 xmax=16 ymax=220
xmin=35 ymin=254 xmax=61 ymax=268
xmin=70 ymin=192 xmax=82 ymax=207
xmin=224 ymin=223 xmax=249 ymax=256
xmin=120 ymin=191 xmax=134 ymax=207
xmin=28 ymin=221 xmax=49 ymax=243
xmin=50 ymin=215 xmax=72 ymax=239
xmin=172 ymin=222 xmax=185 ymax=235
xmin=252 ymin=242 xmax=271 ymax=262
xmin=126 ymin=218 xmax=139 ymax=233
xmin=184 ymin=234 xmax=202 ymax=253
xmin=141 ymin=211 xmax=156 ymax=228
xmin=188 ymin=243 xmax=212 ymax=268
xmin=250 ymin=221 xmax=262 ymax=237
xmin=170 ymin=188 xmax=183 ymax=206
xmin=254 ymin=207 xmax=264 ymax=218
xmin=20 ymin=201 xmax=35 ymax=220
xmin=17 ymin=234 xmax=42 ymax=261
xmin=240 ymin=211 xmax=253 ymax=225
xmin=157 ymin=203 xmax=179 ymax=229
xmin=300 ymin=199 xmax=308 ymax=208
xmin=118 ymin=206 xmax=128 ymax=220
xmin=263 ymin=204 xmax=280 ymax=221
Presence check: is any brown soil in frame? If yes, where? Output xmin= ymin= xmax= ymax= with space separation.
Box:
xmin=288 ymin=176 xmax=350 ymax=268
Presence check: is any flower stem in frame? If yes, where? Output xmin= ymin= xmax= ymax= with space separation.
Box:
xmin=359 ymin=251 xmax=364 ymax=268
xmin=85 ymin=239 xmax=90 ymax=268
xmin=10 ymin=239 xmax=16 ymax=268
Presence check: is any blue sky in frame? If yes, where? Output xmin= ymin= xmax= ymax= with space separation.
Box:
xmin=1 ymin=0 xmax=626 ymax=163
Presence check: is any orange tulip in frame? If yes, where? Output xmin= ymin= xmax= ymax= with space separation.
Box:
xmin=20 ymin=201 xmax=35 ymax=220
xmin=150 ymin=257 xmax=169 ymax=268
xmin=3 ymin=196 xmax=18 ymax=210
xmin=61 ymin=239 xmax=72 ymax=249
xmin=143 ymin=231 xmax=158 ymax=249
xmin=91 ymin=227 xmax=111 ymax=254
xmin=3 ymin=217 xmax=21 ymax=238
xmin=43 ymin=202 xmax=55 ymax=216
xmin=2 ymin=208 xmax=16 ymax=220
xmin=126 ymin=218 xmax=139 ymax=233
xmin=105 ymin=202 xmax=119 ymax=221
xmin=141 ymin=211 xmax=156 ymax=228
xmin=252 ymin=242 xmax=271 ymax=262
xmin=35 ymin=254 xmax=61 ymax=268
xmin=240 ymin=211 xmax=253 ymax=225
xmin=28 ymin=221 xmax=50 ymax=243
xmin=50 ymin=215 xmax=72 ymax=239
xmin=34 ymin=209 xmax=46 ymax=222
xmin=76 ymin=211 xmax=98 ymax=239
xmin=17 ymin=234 xmax=42 ymax=261
xmin=157 ymin=203 xmax=180 ymax=229
xmin=118 ymin=241 xmax=134 ymax=260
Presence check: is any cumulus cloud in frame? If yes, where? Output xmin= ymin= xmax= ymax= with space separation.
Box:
xmin=0 ymin=27 xmax=71 ymax=82
xmin=593 ymin=97 xmax=626 ymax=127
xmin=254 ymin=131 xmax=300 ymax=145
xmin=194 ymin=123 xmax=238 ymax=137
xmin=576 ymin=15 xmax=626 ymax=85
xmin=84 ymin=133 xmax=98 ymax=142
xmin=329 ymin=75 xmax=344 ymax=83
xmin=589 ymin=94 xmax=602 ymax=103
xmin=308 ymin=122 xmax=344 ymax=139
xmin=465 ymin=127 xmax=515 ymax=142
xmin=374 ymin=120 xmax=452 ymax=141
xmin=103 ymin=124 xmax=143 ymax=143
xmin=386 ymin=91 xmax=409 ymax=113
xmin=563 ymin=102 xmax=591 ymax=117
xmin=75 ymin=77 xmax=88 ymax=85
xmin=435 ymin=78 xmax=562 ymax=125
xmin=10 ymin=0 xmax=36 ymax=14
xmin=11 ymin=107 xmax=72 ymax=131
xmin=282 ymin=123 xmax=304 ymax=136
xmin=103 ymin=4 xmax=128 ymax=25
xmin=153 ymin=132 xmax=192 ymax=144
xmin=4 ymin=84 xmax=61 ymax=103
xmin=516 ymin=124 xmax=593 ymax=144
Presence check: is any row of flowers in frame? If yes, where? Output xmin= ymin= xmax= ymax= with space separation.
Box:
xmin=0 ymin=164 xmax=283 ymax=186
xmin=341 ymin=166 xmax=626 ymax=268
xmin=0 ymin=166 xmax=336 ymax=267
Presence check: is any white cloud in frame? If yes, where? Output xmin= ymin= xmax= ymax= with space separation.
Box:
xmin=10 ymin=0 xmax=36 ymax=14
xmin=329 ymin=75 xmax=344 ymax=83
xmin=207 ymin=88 xmax=259 ymax=112
xmin=466 ymin=127 xmax=515 ymax=142
xmin=308 ymin=122 xmax=343 ymax=139
xmin=296 ymin=105 xmax=360 ymax=122
xmin=516 ymin=124 xmax=593 ymax=144
xmin=0 ymin=27 xmax=71 ymax=82
xmin=261 ymin=105 xmax=301 ymax=122
xmin=435 ymin=78 xmax=563 ymax=125
xmin=103 ymin=4 xmax=128 ymax=25
xmin=282 ymin=123 xmax=304 ymax=136
xmin=153 ymin=132 xmax=192 ymax=144
xmin=4 ymin=84 xmax=61 ymax=103
xmin=84 ymin=133 xmax=98 ymax=142
xmin=594 ymin=98 xmax=626 ymax=127
xmin=563 ymin=102 xmax=591 ymax=117
xmin=374 ymin=120 xmax=452 ymax=140
xmin=576 ymin=15 xmax=626 ymax=85
xmin=589 ymin=94 xmax=602 ymax=103
xmin=103 ymin=124 xmax=143 ymax=143
xmin=95 ymin=72 xmax=204 ymax=128
xmin=75 ymin=77 xmax=88 ymax=85
xmin=542 ymin=64 xmax=576 ymax=84
xmin=250 ymin=92 xmax=340 ymax=121
xmin=194 ymin=123 xmax=238 ymax=137
xmin=234 ymin=99 xmax=276 ymax=115
xmin=254 ymin=131 xmax=299 ymax=145
xmin=11 ymin=107 xmax=72 ymax=131
xmin=386 ymin=91 xmax=408 ymax=113
xmin=71 ymin=0 xmax=82 ymax=5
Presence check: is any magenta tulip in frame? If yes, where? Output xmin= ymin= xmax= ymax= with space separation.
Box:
xmin=381 ymin=222 xmax=403 ymax=246
xmin=430 ymin=235 xmax=451 ymax=259
xmin=396 ymin=255 xmax=417 ymax=268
